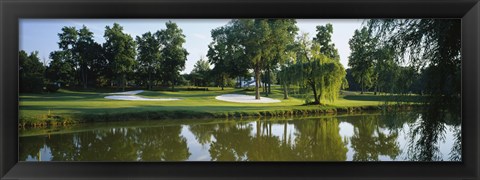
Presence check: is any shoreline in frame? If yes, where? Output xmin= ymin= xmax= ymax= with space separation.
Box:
xmin=18 ymin=103 xmax=421 ymax=128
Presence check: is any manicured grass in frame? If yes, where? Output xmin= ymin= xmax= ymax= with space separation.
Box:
xmin=19 ymin=87 xmax=422 ymax=127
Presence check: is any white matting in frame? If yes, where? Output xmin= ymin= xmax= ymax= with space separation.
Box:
xmin=215 ymin=94 xmax=281 ymax=103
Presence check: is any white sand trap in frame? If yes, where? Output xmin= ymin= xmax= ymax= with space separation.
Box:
xmin=108 ymin=90 xmax=144 ymax=95
xmin=215 ymin=94 xmax=281 ymax=103
xmin=105 ymin=90 xmax=180 ymax=101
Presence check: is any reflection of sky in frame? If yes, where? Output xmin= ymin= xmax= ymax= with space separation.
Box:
xmin=25 ymin=144 xmax=52 ymax=161
xmin=181 ymin=125 xmax=211 ymax=161
xmin=338 ymin=122 xmax=355 ymax=161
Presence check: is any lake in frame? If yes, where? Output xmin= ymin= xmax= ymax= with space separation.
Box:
xmin=19 ymin=111 xmax=461 ymax=161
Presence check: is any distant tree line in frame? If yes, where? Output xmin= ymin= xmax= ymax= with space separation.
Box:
xmin=20 ymin=21 xmax=188 ymax=93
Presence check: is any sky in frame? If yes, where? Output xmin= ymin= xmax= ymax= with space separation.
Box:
xmin=20 ymin=19 xmax=364 ymax=74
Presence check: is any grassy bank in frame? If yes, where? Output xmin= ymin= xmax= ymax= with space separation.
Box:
xmin=19 ymin=87 xmax=423 ymax=128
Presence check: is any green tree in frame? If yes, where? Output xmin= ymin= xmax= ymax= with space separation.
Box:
xmin=266 ymin=19 xmax=298 ymax=97
xmin=19 ymin=50 xmax=45 ymax=93
xmin=57 ymin=26 xmax=78 ymax=86
xmin=103 ymin=23 xmax=137 ymax=91
xmin=367 ymin=19 xmax=461 ymax=106
xmin=313 ymin=23 xmax=340 ymax=60
xmin=190 ymin=57 xmax=211 ymax=87
xmin=295 ymin=33 xmax=346 ymax=105
xmin=207 ymin=26 xmax=231 ymax=90
xmin=76 ymin=25 xmax=103 ymax=89
xmin=136 ymin=31 xmax=162 ymax=90
xmin=45 ymin=51 xmax=75 ymax=87
xmin=158 ymin=21 xmax=188 ymax=91
xmin=348 ymin=27 xmax=376 ymax=94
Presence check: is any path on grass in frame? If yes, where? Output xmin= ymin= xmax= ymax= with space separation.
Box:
xmin=104 ymin=90 xmax=181 ymax=101
xmin=215 ymin=94 xmax=281 ymax=103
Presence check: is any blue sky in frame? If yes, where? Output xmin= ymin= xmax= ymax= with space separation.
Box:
xmin=20 ymin=19 xmax=364 ymax=73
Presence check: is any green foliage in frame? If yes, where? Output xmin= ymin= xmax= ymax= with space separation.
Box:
xmin=313 ymin=23 xmax=340 ymax=60
xmin=158 ymin=21 xmax=188 ymax=90
xmin=367 ymin=19 xmax=461 ymax=105
xmin=289 ymin=33 xmax=346 ymax=105
xmin=136 ymin=31 xmax=162 ymax=90
xmin=103 ymin=23 xmax=137 ymax=91
xmin=348 ymin=27 xmax=376 ymax=94
xmin=19 ymin=51 xmax=45 ymax=93
xmin=190 ymin=57 xmax=212 ymax=87
xmin=46 ymin=51 xmax=75 ymax=87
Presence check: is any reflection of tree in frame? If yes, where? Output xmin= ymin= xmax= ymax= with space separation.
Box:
xmin=349 ymin=115 xmax=400 ymax=161
xmin=188 ymin=123 xmax=217 ymax=146
xmin=41 ymin=126 xmax=190 ymax=161
xmin=247 ymin=121 xmax=296 ymax=161
xmin=135 ymin=126 xmax=190 ymax=161
xmin=292 ymin=118 xmax=348 ymax=161
xmin=209 ymin=122 xmax=252 ymax=161
xmin=449 ymin=126 xmax=461 ymax=161
xmin=406 ymin=107 xmax=461 ymax=161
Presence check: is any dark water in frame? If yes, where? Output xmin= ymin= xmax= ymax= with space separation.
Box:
xmin=19 ymin=111 xmax=461 ymax=161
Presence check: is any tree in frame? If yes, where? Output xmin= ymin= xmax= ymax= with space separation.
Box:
xmin=19 ymin=51 xmax=45 ymax=93
xmin=46 ymin=51 xmax=75 ymax=87
xmin=103 ymin=23 xmax=137 ymax=91
xmin=136 ymin=31 xmax=162 ymax=90
xmin=294 ymin=33 xmax=346 ymax=105
xmin=367 ymin=19 xmax=461 ymax=105
xmin=313 ymin=23 xmax=340 ymax=60
xmin=57 ymin=26 xmax=79 ymax=86
xmin=207 ymin=26 xmax=232 ymax=90
xmin=229 ymin=19 xmax=274 ymax=99
xmin=348 ymin=27 xmax=377 ymax=94
xmin=158 ymin=21 xmax=188 ymax=91
xmin=76 ymin=25 xmax=102 ymax=89
xmin=190 ymin=57 xmax=211 ymax=87
xmin=266 ymin=19 xmax=298 ymax=97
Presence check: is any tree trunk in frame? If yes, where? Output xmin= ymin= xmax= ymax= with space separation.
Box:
xmin=310 ymin=81 xmax=320 ymax=104
xmin=122 ymin=74 xmax=126 ymax=91
xmin=221 ymin=75 xmax=225 ymax=90
xmin=267 ymin=69 xmax=271 ymax=94
xmin=254 ymin=66 xmax=260 ymax=100
xmin=283 ymin=82 xmax=288 ymax=99
xmin=148 ymin=70 xmax=152 ymax=90
xmin=360 ymin=77 xmax=364 ymax=94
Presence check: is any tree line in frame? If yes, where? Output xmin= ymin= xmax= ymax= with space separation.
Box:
xmin=20 ymin=21 xmax=188 ymax=93
xmin=20 ymin=19 xmax=460 ymax=107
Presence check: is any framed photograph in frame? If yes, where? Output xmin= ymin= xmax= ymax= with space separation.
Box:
xmin=1 ymin=0 xmax=479 ymax=179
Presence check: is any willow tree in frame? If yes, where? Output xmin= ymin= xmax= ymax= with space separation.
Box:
xmin=295 ymin=33 xmax=346 ymax=105
xmin=367 ymin=19 xmax=461 ymax=106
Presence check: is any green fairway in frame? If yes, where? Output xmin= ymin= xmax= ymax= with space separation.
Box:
xmin=19 ymin=87 xmax=422 ymax=127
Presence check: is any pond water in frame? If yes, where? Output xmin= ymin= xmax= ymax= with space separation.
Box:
xmin=19 ymin=111 xmax=461 ymax=161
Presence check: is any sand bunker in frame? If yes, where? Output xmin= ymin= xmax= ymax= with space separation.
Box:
xmin=215 ymin=94 xmax=281 ymax=103
xmin=105 ymin=90 xmax=180 ymax=101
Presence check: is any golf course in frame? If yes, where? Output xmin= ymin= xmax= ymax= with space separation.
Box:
xmin=19 ymin=86 xmax=421 ymax=127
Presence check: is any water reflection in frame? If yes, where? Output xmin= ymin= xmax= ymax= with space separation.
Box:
xmin=19 ymin=112 xmax=461 ymax=161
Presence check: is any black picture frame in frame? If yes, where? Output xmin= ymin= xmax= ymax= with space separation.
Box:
xmin=1 ymin=0 xmax=479 ymax=179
